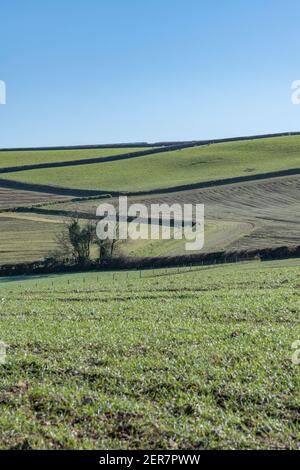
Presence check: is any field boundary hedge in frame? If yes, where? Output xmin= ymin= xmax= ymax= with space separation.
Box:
xmin=0 ymin=245 xmax=299 ymax=277
xmin=1 ymin=167 xmax=299 ymax=199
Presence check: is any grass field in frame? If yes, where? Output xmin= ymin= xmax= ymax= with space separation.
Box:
xmin=3 ymin=136 xmax=300 ymax=193
xmin=0 ymin=259 xmax=299 ymax=449
xmin=0 ymin=213 xmax=64 ymax=264
xmin=0 ymin=147 xmax=149 ymax=170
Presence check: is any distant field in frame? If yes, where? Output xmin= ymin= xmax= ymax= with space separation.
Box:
xmin=40 ymin=174 xmax=300 ymax=254
xmin=0 ymin=213 xmax=245 ymax=263
xmin=0 ymin=147 xmax=149 ymax=170
xmin=0 ymin=187 xmax=70 ymax=210
xmin=0 ymin=213 xmax=64 ymax=264
xmin=118 ymin=220 xmax=249 ymax=257
xmin=3 ymin=136 xmax=300 ymax=192
xmin=0 ymin=259 xmax=299 ymax=449
xmin=0 ymin=136 xmax=299 ymax=265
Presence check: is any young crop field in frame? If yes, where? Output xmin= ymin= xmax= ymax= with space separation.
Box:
xmin=0 ymin=259 xmax=299 ymax=450
xmin=3 ymin=136 xmax=300 ymax=193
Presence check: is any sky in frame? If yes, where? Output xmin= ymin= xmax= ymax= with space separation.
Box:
xmin=0 ymin=0 xmax=300 ymax=148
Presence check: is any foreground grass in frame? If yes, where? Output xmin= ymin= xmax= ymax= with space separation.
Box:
xmin=4 ymin=136 xmax=300 ymax=192
xmin=0 ymin=259 xmax=299 ymax=449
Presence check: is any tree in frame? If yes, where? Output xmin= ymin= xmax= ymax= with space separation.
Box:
xmin=68 ymin=219 xmax=95 ymax=265
xmin=95 ymin=222 xmax=122 ymax=264
xmin=48 ymin=218 xmax=122 ymax=267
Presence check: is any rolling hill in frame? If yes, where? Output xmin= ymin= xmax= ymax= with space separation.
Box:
xmin=0 ymin=134 xmax=299 ymax=265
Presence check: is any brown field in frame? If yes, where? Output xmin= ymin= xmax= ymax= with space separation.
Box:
xmin=46 ymin=174 xmax=300 ymax=254
xmin=138 ymin=175 xmax=300 ymax=251
xmin=0 ymin=213 xmax=66 ymax=264
xmin=0 ymin=187 xmax=71 ymax=210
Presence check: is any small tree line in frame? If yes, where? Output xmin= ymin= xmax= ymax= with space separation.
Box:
xmin=47 ymin=218 xmax=119 ymax=267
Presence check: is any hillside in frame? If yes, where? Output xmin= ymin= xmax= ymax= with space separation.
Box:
xmin=0 ymin=147 xmax=150 ymax=170
xmin=0 ymin=134 xmax=299 ymax=265
xmin=2 ymin=136 xmax=300 ymax=194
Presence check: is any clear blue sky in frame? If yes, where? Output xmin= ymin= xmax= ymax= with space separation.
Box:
xmin=1 ymin=0 xmax=300 ymax=147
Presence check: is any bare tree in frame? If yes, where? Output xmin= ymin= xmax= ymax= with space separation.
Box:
xmin=67 ymin=219 xmax=95 ymax=265
xmin=47 ymin=218 xmax=122 ymax=267
xmin=95 ymin=222 xmax=122 ymax=263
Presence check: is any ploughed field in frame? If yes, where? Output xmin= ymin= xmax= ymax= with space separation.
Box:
xmin=0 ymin=214 xmax=65 ymax=265
xmin=0 ymin=187 xmax=70 ymax=210
xmin=44 ymin=174 xmax=300 ymax=256
xmin=0 ymin=259 xmax=299 ymax=449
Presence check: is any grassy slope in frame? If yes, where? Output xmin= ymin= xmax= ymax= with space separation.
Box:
xmin=0 ymin=259 xmax=299 ymax=449
xmin=3 ymin=136 xmax=300 ymax=192
xmin=0 ymin=147 xmax=148 ymax=169
xmin=118 ymin=221 xmax=239 ymax=257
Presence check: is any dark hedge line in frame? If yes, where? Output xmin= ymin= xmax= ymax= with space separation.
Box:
xmin=0 ymin=245 xmax=299 ymax=278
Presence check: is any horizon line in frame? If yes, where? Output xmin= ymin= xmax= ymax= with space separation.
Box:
xmin=0 ymin=130 xmax=299 ymax=153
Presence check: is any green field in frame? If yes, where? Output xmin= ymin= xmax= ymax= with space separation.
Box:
xmin=0 ymin=259 xmax=299 ymax=449
xmin=0 ymin=147 xmax=149 ymax=169
xmin=3 ymin=136 xmax=300 ymax=192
